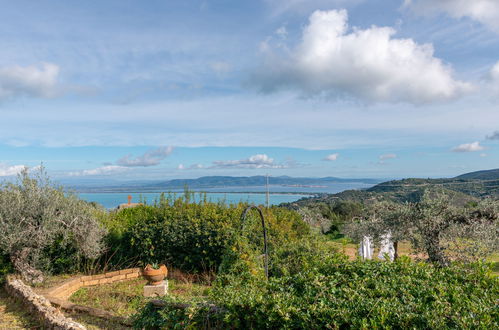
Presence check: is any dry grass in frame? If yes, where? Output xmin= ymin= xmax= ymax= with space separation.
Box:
xmin=69 ymin=275 xmax=211 ymax=320
xmin=0 ymin=287 xmax=41 ymax=329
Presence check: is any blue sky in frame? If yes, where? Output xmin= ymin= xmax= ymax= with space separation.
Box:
xmin=1 ymin=0 xmax=498 ymax=180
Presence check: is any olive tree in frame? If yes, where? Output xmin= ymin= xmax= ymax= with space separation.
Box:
xmin=0 ymin=167 xmax=106 ymax=283
xmin=345 ymin=191 xmax=499 ymax=266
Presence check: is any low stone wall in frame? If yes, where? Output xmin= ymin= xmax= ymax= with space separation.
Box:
xmin=4 ymin=276 xmax=86 ymax=330
xmin=48 ymin=268 xmax=142 ymax=300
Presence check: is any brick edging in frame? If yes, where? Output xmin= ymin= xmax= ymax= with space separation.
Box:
xmin=47 ymin=267 xmax=142 ymax=300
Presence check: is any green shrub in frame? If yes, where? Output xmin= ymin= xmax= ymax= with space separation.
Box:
xmin=103 ymin=194 xmax=310 ymax=273
xmin=134 ymin=255 xmax=498 ymax=329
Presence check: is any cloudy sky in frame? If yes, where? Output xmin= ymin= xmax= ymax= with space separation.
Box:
xmin=1 ymin=0 xmax=499 ymax=180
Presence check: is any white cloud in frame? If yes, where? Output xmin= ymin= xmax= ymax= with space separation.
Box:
xmin=379 ymin=153 xmax=397 ymax=160
xmin=116 ymin=146 xmax=173 ymax=167
xmin=212 ymin=154 xmax=287 ymax=169
xmin=487 ymin=61 xmax=499 ymax=94
xmin=451 ymin=141 xmax=485 ymax=152
xmin=190 ymin=163 xmax=204 ymax=169
xmin=0 ymin=63 xmax=61 ymax=101
xmin=178 ymin=163 xmax=204 ymax=170
xmin=68 ymin=165 xmax=128 ymax=176
xmin=405 ymin=0 xmax=499 ymax=32
xmin=0 ymin=163 xmax=25 ymax=177
xmin=252 ymin=9 xmax=471 ymax=104
xmin=323 ymin=153 xmax=339 ymax=161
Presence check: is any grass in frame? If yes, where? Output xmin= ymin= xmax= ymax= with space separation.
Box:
xmin=0 ymin=287 xmax=41 ymax=329
xmin=69 ymin=277 xmax=211 ymax=319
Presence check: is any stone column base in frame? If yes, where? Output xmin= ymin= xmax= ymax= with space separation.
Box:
xmin=143 ymin=280 xmax=168 ymax=297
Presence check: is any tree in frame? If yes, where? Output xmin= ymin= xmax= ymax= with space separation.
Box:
xmin=345 ymin=190 xmax=499 ymax=266
xmin=0 ymin=167 xmax=106 ymax=283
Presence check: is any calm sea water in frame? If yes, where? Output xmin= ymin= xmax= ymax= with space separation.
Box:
xmin=79 ymin=192 xmax=312 ymax=209
xmin=78 ymin=182 xmax=375 ymax=209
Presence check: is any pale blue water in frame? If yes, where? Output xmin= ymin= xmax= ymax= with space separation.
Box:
xmin=79 ymin=192 xmax=312 ymax=209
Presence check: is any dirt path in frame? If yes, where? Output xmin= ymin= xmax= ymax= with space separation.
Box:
xmin=0 ymin=288 xmax=40 ymax=329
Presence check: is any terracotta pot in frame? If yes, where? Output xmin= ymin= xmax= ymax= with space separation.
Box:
xmin=143 ymin=264 xmax=168 ymax=285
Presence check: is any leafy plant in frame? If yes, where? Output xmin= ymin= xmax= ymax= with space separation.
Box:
xmin=134 ymin=252 xmax=499 ymax=329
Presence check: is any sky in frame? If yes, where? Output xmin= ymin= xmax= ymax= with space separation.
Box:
xmin=1 ymin=0 xmax=499 ymax=181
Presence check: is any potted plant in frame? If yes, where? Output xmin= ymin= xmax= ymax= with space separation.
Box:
xmin=142 ymin=262 xmax=168 ymax=285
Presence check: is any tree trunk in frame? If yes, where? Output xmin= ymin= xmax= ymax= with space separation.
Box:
xmin=425 ymin=233 xmax=449 ymax=267
xmin=10 ymin=249 xmax=44 ymax=284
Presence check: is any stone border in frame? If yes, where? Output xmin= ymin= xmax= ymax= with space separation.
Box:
xmin=46 ymin=268 xmax=142 ymax=300
xmin=4 ymin=276 xmax=86 ymax=330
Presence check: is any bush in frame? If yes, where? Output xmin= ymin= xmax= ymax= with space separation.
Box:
xmin=134 ymin=254 xmax=499 ymax=329
xmin=103 ymin=193 xmax=310 ymax=273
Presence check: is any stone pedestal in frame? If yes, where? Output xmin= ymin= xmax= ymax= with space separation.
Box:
xmin=143 ymin=280 xmax=168 ymax=297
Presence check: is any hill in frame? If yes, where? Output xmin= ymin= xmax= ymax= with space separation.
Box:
xmin=455 ymin=168 xmax=499 ymax=180
xmin=285 ymin=169 xmax=499 ymax=209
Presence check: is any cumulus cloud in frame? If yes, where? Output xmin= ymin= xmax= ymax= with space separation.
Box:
xmin=405 ymin=0 xmax=499 ymax=32
xmin=0 ymin=163 xmax=26 ymax=177
xmin=323 ymin=153 xmax=339 ymax=161
xmin=212 ymin=154 xmax=288 ymax=169
xmin=0 ymin=63 xmax=61 ymax=101
xmin=68 ymin=165 xmax=128 ymax=176
xmin=251 ymin=9 xmax=471 ymax=104
xmin=452 ymin=141 xmax=485 ymax=152
xmin=116 ymin=146 xmax=173 ymax=167
xmin=379 ymin=153 xmax=397 ymax=160
xmin=177 ymin=163 xmax=204 ymax=170
xmin=486 ymin=131 xmax=499 ymax=140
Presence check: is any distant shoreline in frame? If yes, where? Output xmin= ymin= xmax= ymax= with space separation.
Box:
xmin=77 ymin=190 xmax=318 ymax=196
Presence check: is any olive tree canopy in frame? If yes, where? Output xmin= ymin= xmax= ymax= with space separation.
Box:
xmin=0 ymin=167 xmax=106 ymax=283
xmin=345 ymin=190 xmax=499 ymax=266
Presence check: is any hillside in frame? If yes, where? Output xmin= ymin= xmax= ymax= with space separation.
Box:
xmin=285 ymin=169 xmax=499 ymax=209
xmin=455 ymin=168 xmax=499 ymax=180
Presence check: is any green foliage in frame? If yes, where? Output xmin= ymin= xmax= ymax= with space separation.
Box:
xmin=0 ymin=167 xmax=106 ymax=283
xmin=0 ymin=253 xmax=13 ymax=284
xmin=103 ymin=194 xmax=309 ymax=273
xmin=134 ymin=253 xmax=499 ymax=329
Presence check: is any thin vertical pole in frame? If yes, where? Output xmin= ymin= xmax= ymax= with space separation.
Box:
xmin=241 ymin=206 xmax=269 ymax=279
xmin=266 ymin=174 xmax=270 ymax=208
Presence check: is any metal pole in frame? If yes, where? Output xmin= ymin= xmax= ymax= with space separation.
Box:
xmin=241 ymin=205 xmax=269 ymax=279
xmin=266 ymin=174 xmax=270 ymax=208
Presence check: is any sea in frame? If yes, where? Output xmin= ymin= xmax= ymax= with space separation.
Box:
xmin=78 ymin=182 xmax=374 ymax=209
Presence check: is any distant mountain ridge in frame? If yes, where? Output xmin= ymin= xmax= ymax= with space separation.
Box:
xmin=149 ymin=175 xmax=381 ymax=189
xmin=67 ymin=175 xmax=382 ymax=193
